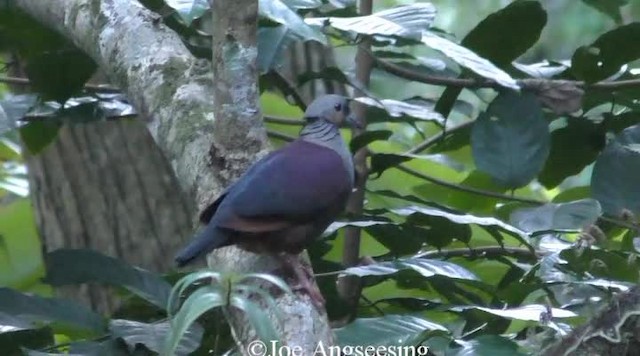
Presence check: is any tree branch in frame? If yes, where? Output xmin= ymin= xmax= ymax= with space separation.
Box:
xmin=337 ymin=0 xmax=373 ymax=321
xmin=375 ymin=55 xmax=640 ymax=91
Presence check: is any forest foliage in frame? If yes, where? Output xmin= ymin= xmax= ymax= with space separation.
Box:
xmin=1 ymin=0 xmax=640 ymax=355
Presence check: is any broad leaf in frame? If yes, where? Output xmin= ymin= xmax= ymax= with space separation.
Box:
xmin=165 ymin=0 xmax=210 ymax=25
xmin=448 ymin=335 xmax=525 ymax=356
xmin=335 ymin=315 xmax=448 ymax=347
xmin=510 ymin=199 xmax=602 ymax=233
xmin=591 ymin=124 xmax=640 ymax=215
xmin=471 ymin=91 xmax=549 ymax=188
xmin=354 ymin=97 xmax=445 ymax=124
xmin=306 ymin=4 xmax=436 ymax=41
xmin=391 ymin=205 xmax=529 ymax=243
xmin=539 ymin=118 xmax=605 ymax=188
xmin=110 ymin=319 xmax=202 ymax=355
xmin=420 ymin=32 xmax=518 ymax=90
xmin=460 ymin=305 xmax=577 ymax=321
xmin=43 ymin=249 xmax=172 ymax=309
xmin=260 ymin=0 xmax=326 ymax=44
xmin=342 ymin=258 xmax=479 ymax=281
xmin=571 ymin=23 xmax=640 ymax=83
xmin=0 ymin=288 xmax=105 ymax=334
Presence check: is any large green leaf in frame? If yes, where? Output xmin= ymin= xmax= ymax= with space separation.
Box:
xmin=335 ymin=315 xmax=448 ymax=347
xmin=354 ymin=97 xmax=445 ymax=124
xmin=43 ymin=249 xmax=172 ymax=309
xmin=539 ymin=118 xmax=606 ymax=188
xmin=342 ymin=258 xmax=479 ymax=281
xmin=461 ymin=1 xmax=546 ymax=68
xmin=591 ymin=124 xmax=640 ymax=215
xmin=457 ymin=304 xmax=576 ymax=322
xmin=0 ymin=288 xmax=105 ymax=334
xmin=306 ymin=3 xmax=436 ymax=41
xmin=509 ymin=199 xmax=602 ymax=233
xmin=25 ymin=50 xmax=97 ymax=103
xmin=420 ymin=32 xmax=518 ymax=90
xmin=571 ymin=23 xmax=640 ymax=83
xmin=164 ymin=0 xmax=209 ymax=25
xmin=391 ymin=205 xmax=529 ymax=243
xmin=435 ymin=0 xmax=546 ymax=117
xmin=110 ymin=319 xmax=202 ymax=355
xmin=260 ymin=0 xmax=326 ymax=44
xmin=448 ymin=335 xmax=525 ymax=356
xmin=471 ymin=91 xmax=549 ymax=188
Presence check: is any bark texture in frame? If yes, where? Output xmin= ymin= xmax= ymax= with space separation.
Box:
xmin=26 ymin=120 xmax=193 ymax=313
xmin=15 ymin=0 xmax=333 ymax=351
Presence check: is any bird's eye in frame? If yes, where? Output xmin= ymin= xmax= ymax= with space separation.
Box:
xmin=334 ymin=103 xmax=342 ymax=111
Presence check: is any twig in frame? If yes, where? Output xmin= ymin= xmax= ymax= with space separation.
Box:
xmin=374 ymin=56 xmax=640 ymax=91
xmin=416 ymin=246 xmax=541 ymax=260
xmin=406 ymin=120 xmax=474 ymax=154
xmin=338 ymin=0 xmax=374 ymax=317
xmin=264 ymin=115 xmax=303 ymax=126
xmin=0 ymin=75 xmax=119 ymax=92
xmin=266 ymin=130 xmax=296 ymax=142
xmin=394 ymin=164 xmax=640 ymax=232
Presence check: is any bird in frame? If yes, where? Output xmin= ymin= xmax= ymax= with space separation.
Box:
xmin=175 ymin=94 xmax=358 ymax=306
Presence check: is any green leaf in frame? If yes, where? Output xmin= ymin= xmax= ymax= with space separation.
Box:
xmin=164 ymin=286 xmax=225 ymax=356
xmin=448 ymin=335 xmax=525 ymax=356
xmin=0 ymin=94 xmax=38 ymax=134
xmin=350 ymin=130 xmax=392 ymax=153
xmin=335 ymin=315 xmax=448 ymax=347
xmin=43 ymin=249 xmax=172 ymax=309
xmin=420 ymin=32 xmax=518 ymax=90
xmin=230 ymin=295 xmax=280 ymax=344
xmin=165 ymin=0 xmax=210 ymax=25
xmin=282 ymin=0 xmax=323 ymax=10
xmin=19 ymin=120 xmax=61 ymax=154
xmin=25 ymin=49 xmax=97 ymax=103
xmin=581 ymin=0 xmax=628 ymax=24
xmin=510 ymin=199 xmax=602 ymax=233
xmin=306 ymin=3 xmax=436 ymax=41
xmin=539 ymin=118 xmax=606 ymax=188
xmin=391 ymin=205 xmax=530 ymax=244
xmin=110 ymin=319 xmax=202 ymax=355
xmin=559 ymin=248 xmax=640 ymax=282
xmin=354 ymin=97 xmax=445 ymax=124
xmin=471 ymin=91 xmax=549 ymax=188
xmin=461 ymin=1 xmax=547 ymax=68
xmin=0 ymin=288 xmax=105 ymax=334
xmin=0 ymin=328 xmax=53 ymax=355
xmin=258 ymin=26 xmax=296 ymax=74
xmin=343 ymin=258 xmax=479 ymax=281
xmin=458 ymin=304 xmax=576 ymax=321
xmin=571 ymin=23 xmax=640 ymax=83
xmin=591 ymin=124 xmax=640 ymax=215
xmin=435 ymin=0 xmax=547 ymax=117
xmin=260 ymin=0 xmax=326 ymax=44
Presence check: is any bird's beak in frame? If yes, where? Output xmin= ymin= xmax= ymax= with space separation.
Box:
xmin=346 ymin=113 xmax=364 ymax=129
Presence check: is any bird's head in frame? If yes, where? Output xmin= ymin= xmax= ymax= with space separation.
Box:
xmin=303 ymin=95 xmax=362 ymax=129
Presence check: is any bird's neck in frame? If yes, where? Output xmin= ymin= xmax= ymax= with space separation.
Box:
xmin=300 ymin=118 xmax=354 ymax=185
xmin=300 ymin=118 xmax=340 ymax=142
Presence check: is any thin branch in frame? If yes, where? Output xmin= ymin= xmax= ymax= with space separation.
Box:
xmin=394 ymin=164 xmax=640 ymax=232
xmin=338 ymin=0 xmax=374 ymax=319
xmin=374 ymin=56 xmax=640 ymax=91
xmin=263 ymin=115 xmax=303 ymax=126
xmin=0 ymin=75 xmax=120 ymax=92
xmin=266 ymin=71 xmax=308 ymax=110
xmin=266 ymin=130 xmax=296 ymax=142
xmin=416 ymin=246 xmax=541 ymax=260
xmin=406 ymin=120 xmax=474 ymax=154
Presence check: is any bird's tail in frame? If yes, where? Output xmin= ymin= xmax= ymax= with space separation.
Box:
xmin=174 ymin=225 xmax=229 ymax=267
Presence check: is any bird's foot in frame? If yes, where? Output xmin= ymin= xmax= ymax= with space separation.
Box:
xmin=281 ymin=254 xmax=325 ymax=308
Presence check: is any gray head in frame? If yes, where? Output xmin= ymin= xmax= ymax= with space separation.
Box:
xmin=304 ymin=95 xmax=359 ymax=128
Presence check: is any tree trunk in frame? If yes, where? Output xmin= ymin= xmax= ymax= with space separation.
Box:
xmin=26 ymin=120 xmax=193 ymax=313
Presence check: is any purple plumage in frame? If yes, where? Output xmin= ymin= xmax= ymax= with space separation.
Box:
xmin=175 ymin=95 xmax=357 ymax=303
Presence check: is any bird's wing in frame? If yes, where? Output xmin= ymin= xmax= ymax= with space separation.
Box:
xmin=213 ymin=140 xmax=352 ymax=233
